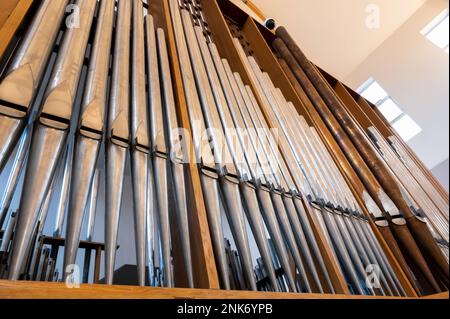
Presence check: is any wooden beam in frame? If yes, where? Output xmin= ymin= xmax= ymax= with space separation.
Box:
xmin=421 ymin=291 xmax=449 ymax=299
xmin=0 ymin=280 xmax=415 ymax=299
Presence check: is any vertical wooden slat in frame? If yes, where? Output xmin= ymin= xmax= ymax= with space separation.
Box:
xmin=159 ymin=0 xmax=220 ymax=289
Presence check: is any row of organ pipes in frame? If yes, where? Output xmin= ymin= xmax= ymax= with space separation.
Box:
xmin=0 ymin=0 xmax=447 ymax=296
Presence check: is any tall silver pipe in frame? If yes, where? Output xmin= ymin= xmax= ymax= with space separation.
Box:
xmin=130 ymin=2 xmax=150 ymax=287
xmin=200 ymin=171 xmax=230 ymax=289
xmin=63 ymin=0 xmax=114 ymax=279
xmin=86 ymin=169 xmax=100 ymax=243
xmin=0 ymin=0 xmax=69 ymax=172
xmin=8 ymin=0 xmax=96 ymax=280
xmin=0 ymin=212 xmax=17 ymax=253
xmin=147 ymin=15 xmax=174 ymax=288
xmin=53 ymin=140 xmax=73 ymax=238
xmin=104 ymin=0 xmax=131 ymax=285
xmin=153 ymin=156 xmax=172 ymax=287
xmin=37 ymin=170 xmax=59 ymax=237
xmin=156 ymin=27 xmax=194 ymax=288
xmin=49 ymin=138 xmax=75 ymax=283
xmin=146 ymin=160 xmax=157 ymax=286
xmin=82 ymin=169 xmax=99 ymax=283
xmin=0 ymin=124 xmax=32 ymax=229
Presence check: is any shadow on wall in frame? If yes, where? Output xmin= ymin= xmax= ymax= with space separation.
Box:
xmin=431 ymin=158 xmax=450 ymax=192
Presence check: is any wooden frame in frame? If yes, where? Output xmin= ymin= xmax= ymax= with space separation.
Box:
xmin=3 ymin=280 xmax=446 ymax=299
xmin=149 ymin=0 xmax=220 ymax=289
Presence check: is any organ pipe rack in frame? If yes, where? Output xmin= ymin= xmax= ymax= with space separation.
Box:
xmin=0 ymin=0 xmax=447 ymax=299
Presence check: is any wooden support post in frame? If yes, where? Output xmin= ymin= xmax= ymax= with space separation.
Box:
xmin=158 ymin=0 xmax=220 ymax=289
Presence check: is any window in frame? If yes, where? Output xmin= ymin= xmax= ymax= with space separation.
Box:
xmin=421 ymin=8 xmax=449 ymax=53
xmin=358 ymin=78 xmax=422 ymax=142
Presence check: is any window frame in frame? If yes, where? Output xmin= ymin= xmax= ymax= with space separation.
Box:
xmin=421 ymin=8 xmax=449 ymax=53
xmin=357 ymin=78 xmax=422 ymax=142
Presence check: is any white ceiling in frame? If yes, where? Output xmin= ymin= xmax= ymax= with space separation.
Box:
xmin=251 ymin=0 xmax=427 ymax=79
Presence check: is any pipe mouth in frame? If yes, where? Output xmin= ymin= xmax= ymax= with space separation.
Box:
xmin=79 ymin=125 xmax=103 ymax=140
xmin=325 ymin=206 xmax=340 ymax=215
xmin=110 ymin=134 xmax=129 ymax=148
xmin=154 ymin=151 xmax=167 ymax=159
xmin=242 ymin=180 xmax=256 ymax=190
xmin=374 ymin=219 xmax=390 ymax=227
xmin=283 ymin=192 xmax=293 ymax=199
xmin=0 ymin=100 xmax=28 ymax=119
xmin=223 ymin=173 xmax=239 ymax=185
xmin=348 ymin=209 xmax=360 ymax=219
xmin=259 ymin=183 xmax=272 ymax=192
xmin=410 ymin=207 xmax=427 ymax=223
xmin=133 ymin=143 xmax=150 ymax=154
xmin=40 ymin=112 xmax=70 ymax=130
xmin=272 ymin=188 xmax=284 ymax=195
xmin=200 ymin=165 xmax=218 ymax=179
xmin=387 ymin=213 xmax=407 ymax=226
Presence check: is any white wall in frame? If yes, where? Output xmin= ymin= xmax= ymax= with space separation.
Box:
xmin=252 ymin=0 xmax=426 ymax=80
xmin=345 ymin=0 xmax=449 ymax=182
xmin=431 ymin=159 xmax=450 ymax=192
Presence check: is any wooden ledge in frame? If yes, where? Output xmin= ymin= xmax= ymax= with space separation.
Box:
xmin=2 ymin=280 xmax=443 ymax=299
